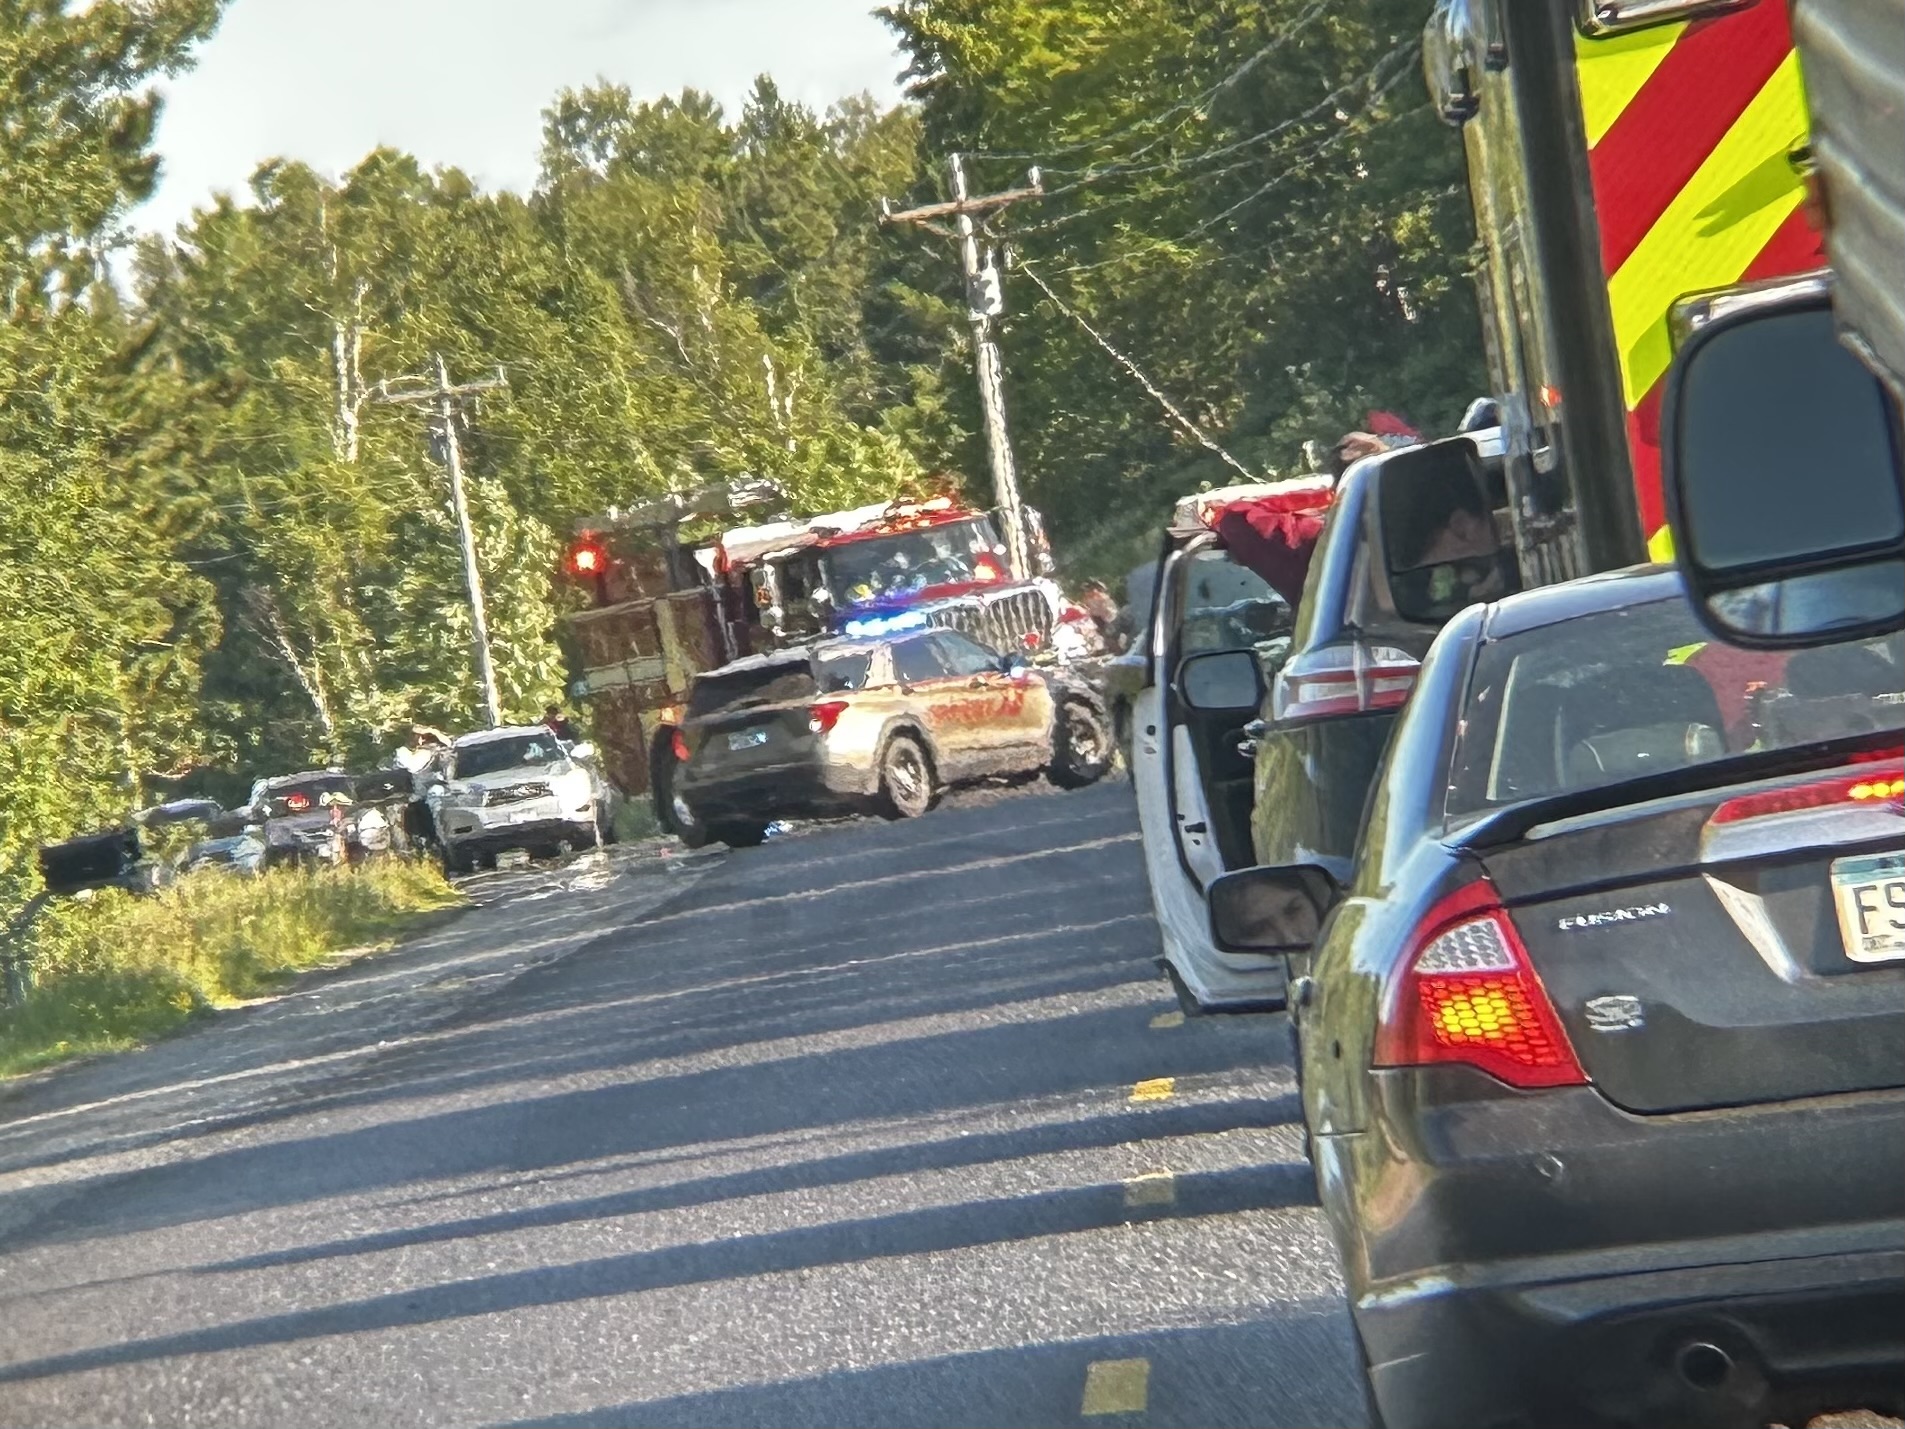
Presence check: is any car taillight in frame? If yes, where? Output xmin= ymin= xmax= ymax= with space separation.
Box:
xmin=1708 ymin=756 xmax=1904 ymax=824
xmin=808 ymin=699 xmax=849 ymax=735
xmin=670 ymin=728 xmax=691 ymax=763
xmin=1271 ymin=643 xmax=1419 ymax=723
xmin=1374 ymin=880 xmax=1586 ymax=1090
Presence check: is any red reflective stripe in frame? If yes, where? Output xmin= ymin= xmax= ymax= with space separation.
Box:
xmin=1737 ymin=202 xmax=1827 ymax=283
xmin=1588 ymin=7 xmax=1794 ymax=276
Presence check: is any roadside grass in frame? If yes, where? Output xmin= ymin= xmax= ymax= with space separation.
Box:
xmin=0 ymin=860 xmax=461 ymax=1079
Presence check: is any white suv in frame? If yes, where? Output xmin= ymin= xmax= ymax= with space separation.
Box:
xmin=434 ymin=726 xmax=612 ymax=873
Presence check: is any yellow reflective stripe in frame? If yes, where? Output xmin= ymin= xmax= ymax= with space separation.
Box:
xmin=1575 ymin=22 xmax=1688 ymax=148
xmin=1606 ymin=49 xmax=1810 ymax=408
xmin=1648 ymin=524 xmax=1676 ymax=563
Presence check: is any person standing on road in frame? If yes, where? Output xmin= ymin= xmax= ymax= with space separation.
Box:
xmin=394 ymin=725 xmax=452 ymax=851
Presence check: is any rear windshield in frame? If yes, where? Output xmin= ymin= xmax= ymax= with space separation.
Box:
xmin=687 ymin=662 xmax=819 ymax=718
xmin=1178 ymin=550 xmax=1290 ymax=656
xmin=1446 ymin=597 xmax=1904 ymax=820
xmin=260 ymin=776 xmax=354 ymax=815
xmin=450 ymin=735 xmax=564 ymax=779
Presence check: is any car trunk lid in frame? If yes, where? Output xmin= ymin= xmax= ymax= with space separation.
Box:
xmin=685 ymin=661 xmax=821 ymax=772
xmin=1476 ymin=759 xmax=1905 ymax=1113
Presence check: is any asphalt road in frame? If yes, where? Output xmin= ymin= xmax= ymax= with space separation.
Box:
xmin=0 ymin=780 xmax=1365 ymax=1428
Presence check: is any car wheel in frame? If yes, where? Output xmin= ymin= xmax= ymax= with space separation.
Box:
xmin=1049 ymin=698 xmax=1113 ymax=788
xmin=670 ymin=792 xmax=713 ymax=849
xmin=877 ymin=734 xmax=935 ymax=819
xmin=595 ymin=800 xmax=620 ymax=845
xmin=709 ymin=820 xmax=769 ymax=848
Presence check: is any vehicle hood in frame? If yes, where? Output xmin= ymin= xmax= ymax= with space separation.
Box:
xmin=446 ymin=764 xmax=577 ymax=794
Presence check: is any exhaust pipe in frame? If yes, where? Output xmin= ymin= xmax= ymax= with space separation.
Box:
xmin=1676 ymin=1341 xmax=1735 ymax=1392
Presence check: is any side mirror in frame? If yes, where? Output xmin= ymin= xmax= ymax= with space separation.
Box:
xmin=568 ymin=741 xmax=596 ymax=762
xmin=1662 ymin=291 xmax=1905 ymax=648
xmin=1176 ymin=649 xmax=1263 ymax=713
xmin=1372 ymin=436 xmax=1516 ymax=625
xmin=1207 ymin=864 xmax=1340 ymax=955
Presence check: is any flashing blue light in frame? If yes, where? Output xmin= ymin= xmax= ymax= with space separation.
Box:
xmin=841 ymin=608 xmax=930 ymax=639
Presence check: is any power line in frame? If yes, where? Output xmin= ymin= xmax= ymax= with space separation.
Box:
xmin=1013 ymin=256 xmax=1258 ymax=484
xmin=963 ymin=0 xmax=1335 ymax=166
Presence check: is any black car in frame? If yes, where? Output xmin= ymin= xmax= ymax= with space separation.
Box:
xmin=1211 ymin=566 xmax=1905 ymax=1428
xmin=1249 ymin=429 xmax=1513 ymax=881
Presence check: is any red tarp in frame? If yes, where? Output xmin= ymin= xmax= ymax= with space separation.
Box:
xmin=1206 ymin=485 xmax=1336 ymax=608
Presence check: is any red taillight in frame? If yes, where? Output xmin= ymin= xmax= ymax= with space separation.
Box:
xmin=1271 ymin=643 xmax=1419 ymax=723
xmin=669 ymin=728 xmax=690 ymax=764
xmin=1374 ymin=880 xmax=1586 ymax=1090
xmin=808 ymin=699 xmax=849 ymax=735
xmin=285 ymin=792 xmax=311 ymax=812
xmin=1709 ymin=758 xmax=1904 ymax=824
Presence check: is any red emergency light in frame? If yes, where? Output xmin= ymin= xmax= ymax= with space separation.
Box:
xmin=567 ymin=535 xmax=609 ymax=578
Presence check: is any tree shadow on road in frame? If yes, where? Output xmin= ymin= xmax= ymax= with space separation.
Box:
xmin=0 ymin=1161 xmax=1319 ymax=1388
xmin=492 ymin=1310 xmax=1367 ymax=1429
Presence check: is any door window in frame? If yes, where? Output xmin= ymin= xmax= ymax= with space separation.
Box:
xmin=891 ymin=636 xmax=948 ymax=686
xmin=928 ymin=630 xmax=1001 ymax=677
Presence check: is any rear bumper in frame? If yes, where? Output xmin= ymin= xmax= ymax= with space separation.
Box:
xmin=678 ymin=760 xmax=859 ymax=821
xmin=1330 ymin=1075 xmax=1905 ymax=1428
xmin=1361 ymin=1242 xmax=1905 ymax=1429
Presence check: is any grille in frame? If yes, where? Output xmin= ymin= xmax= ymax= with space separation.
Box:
xmin=918 ymin=586 xmax=1055 ymax=653
xmin=484 ymin=781 xmax=552 ymax=806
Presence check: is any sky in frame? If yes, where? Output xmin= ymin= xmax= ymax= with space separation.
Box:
xmin=137 ymin=0 xmax=910 ymax=237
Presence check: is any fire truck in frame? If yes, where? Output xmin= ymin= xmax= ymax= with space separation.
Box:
xmin=561 ymin=484 xmax=1089 ymax=824
xmin=1423 ymin=0 xmax=1826 ymax=585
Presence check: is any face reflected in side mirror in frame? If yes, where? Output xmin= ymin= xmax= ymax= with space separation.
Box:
xmin=1176 ymin=649 xmax=1263 ymax=712
xmin=1208 ymin=864 xmax=1340 ymax=954
xmin=1664 ymin=293 xmax=1905 ymax=648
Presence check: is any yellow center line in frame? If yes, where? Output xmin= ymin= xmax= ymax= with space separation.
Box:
xmin=1123 ymin=1170 xmax=1177 ymax=1209
xmin=1129 ymin=1077 xmax=1175 ymax=1102
xmin=1081 ymin=1358 xmax=1151 ymax=1417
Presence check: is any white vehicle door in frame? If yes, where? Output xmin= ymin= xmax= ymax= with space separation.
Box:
xmin=1130 ymin=546 xmax=1228 ymax=988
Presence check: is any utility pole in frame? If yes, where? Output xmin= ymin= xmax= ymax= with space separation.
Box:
xmin=376 ymin=356 xmax=509 ymax=728
xmin=883 ymin=157 xmax=1042 ymax=579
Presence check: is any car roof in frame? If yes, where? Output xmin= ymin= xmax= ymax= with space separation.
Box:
xmin=1480 ymin=564 xmax=1683 ymax=640
xmin=451 ymin=724 xmax=560 ymax=748
xmin=261 ymin=769 xmax=349 ymax=787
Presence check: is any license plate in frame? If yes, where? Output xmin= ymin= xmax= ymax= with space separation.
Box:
xmin=1830 ymin=852 xmax=1905 ymax=964
xmin=727 ymin=729 xmax=768 ymax=751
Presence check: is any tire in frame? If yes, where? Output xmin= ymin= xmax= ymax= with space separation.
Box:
xmin=709 ymin=820 xmax=769 ymax=849
xmin=877 ymin=734 xmax=935 ymax=819
xmin=1049 ymin=697 xmax=1113 ymax=788
xmin=596 ymin=800 xmax=620 ymax=845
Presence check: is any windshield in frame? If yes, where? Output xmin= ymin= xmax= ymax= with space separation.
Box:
xmin=450 ymin=735 xmax=565 ymax=780
xmin=1446 ymin=596 xmax=1905 ymax=821
xmin=1178 ymin=550 xmax=1291 ymax=656
xmin=823 ymin=517 xmax=1003 ymax=603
